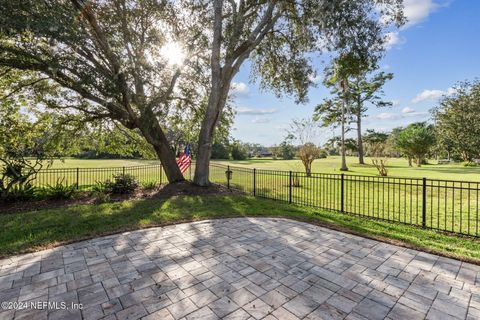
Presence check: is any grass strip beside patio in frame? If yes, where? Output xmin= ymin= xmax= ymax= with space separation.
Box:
xmin=1 ymin=195 xmax=479 ymax=263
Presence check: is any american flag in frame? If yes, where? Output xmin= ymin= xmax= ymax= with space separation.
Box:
xmin=176 ymin=144 xmax=192 ymax=174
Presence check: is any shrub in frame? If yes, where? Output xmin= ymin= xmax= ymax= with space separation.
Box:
xmin=297 ymin=143 xmax=321 ymax=177
xmin=211 ymin=143 xmax=230 ymax=159
xmin=3 ymin=183 xmax=37 ymax=202
xmin=104 ymin=174 xmax=139 ymax=194
xmin=280 ymin=142 xmax=295 ymax=160
xmin=92 ymin=190 xmax=111 ymax=204
xmin=464 ymin=162 xmax=479 ymax=167
xmin=142 ymin=181 xmax=160 ymax=190
xmin=43 ymin=178 xmax=77 ymax=200
xmin=89 ymin=181 xmax=111 ymax=203
xmin=231 ymin=143 xmax=248 ymax=160
xmin=92 ymin=181 xmax=107 ymax=193
xmin=318 ymin=150 xmax=328 ymax=159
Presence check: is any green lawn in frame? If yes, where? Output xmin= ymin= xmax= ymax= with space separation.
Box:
xmin=48 ymin=158 xmax=159 ymax=168
xmin=23 ymin=157 xmax=480 ymax=237
xmin=208 ymin=163 xmax=480 ymax=237
xmin=1 ymin=195 xmax=479 ymax=263
xmin=46 ymin=156 xmax=480 ymax=181
xmin=214 ymin=156 xmax=480 ymax=181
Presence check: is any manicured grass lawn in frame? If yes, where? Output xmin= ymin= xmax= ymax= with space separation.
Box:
xmin=27 ymin=158 xmax=480 ymax=237
xmin=1 ymin=195 xmax=479 ymax=263
xmin=208 ymin=163 xmax=480 ymax=236
xmin=215 ymin=156 xmax=480 ymax=181
xmin=48 ymin=158 xmax=159 ymax=168
xmin=47 ymin=156 xmax=480 ymax=181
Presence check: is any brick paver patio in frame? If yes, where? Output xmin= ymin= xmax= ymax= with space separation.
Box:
xmin=0 ymin=218 xmax=479 ymax=320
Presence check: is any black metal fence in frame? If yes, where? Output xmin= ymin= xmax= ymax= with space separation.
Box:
xmin=210 ymin=163 xmax=480 ymax=238
xmin=31 ymin=164 xmax=195 ymax=189
xmin=30 ymin=162 xmax=480 ymax=237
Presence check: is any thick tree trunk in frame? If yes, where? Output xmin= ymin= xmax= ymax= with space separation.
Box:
xmin=194 ymin=106 xmax=217 ymax=186
xmin=193 ymin=0 xmax=277 ymax=185
xmin=138 ymin=110 xmax=184 ymax=183
xmin=407 ymin=157 xmax=412 ymax=167
xmin=340 ymin=99 xmax=348 ymax=171
xmin=357 ymin=108 xmax=364 ymax=165
xmin=153 ymin=143 xmax=185 ymax=183
xmin=194 ymin=83 xmax=232 ymax=185
xmin=416 ymin=157 xmax=422 ymax=167
xmin=194 ymin=0 xmax=224 ymax=186
xmin=305 ymin=162 xmax=311 ymax=177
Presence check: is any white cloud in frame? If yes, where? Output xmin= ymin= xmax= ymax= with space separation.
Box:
xmin=231 ymin=82 xmax=249 ymax=96
xmin=381 ymin=1 xmax=449 ymax=50
xmin=236 ymin=107 xmax=277 ymax=115
xmin=446 ymin=87 xmax=457 ymax=95
xmin=411 ymin=87 xmax=456 ymax=103
xmin=391 ymin=99 xmax=401 ymax=107
xmin=308 ymin=73 xmax=321 ymax=83
xmin=412 ymin=89 xmax=444 ymax=103
xmin=252 ymin=117 xmax=271 ymax=124
xmin=374 ymin=110 xmax=428 ymax=120
xmin=407 ymin=111 xmax=429 ymax=117
xmin=401 ymin=107 xmax=415 ymax=113
xmin=384 ymin=32 xmax=405 ymax=49
xmin=403 ymin=0 xmax=450 ymax=28
xmin=375 ymin=112 xmax=401 ymax=120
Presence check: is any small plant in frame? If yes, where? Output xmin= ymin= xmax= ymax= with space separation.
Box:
xmin=90 ymin=181 xmax=110 ymax=203
xmin=3 ymin=183 xmax=37 ymax=202
xmin=142 ymin=181 xmax=159 ymax=191
xmin=92 ymin=181 xmax=107 ymax=193
xmin=43 ymin=178 xmax=76 ymax=200
xmin=104 ymin=174 xmax=139 ymax=194
xmin=372 ymin=158 xmax=388 ymax=177
xmin=297 ymin=143 xmax=321 ymax=177
xmin=463 ymin=162 xmax=479 ymax=167
xmin=92 ymin=190 xmax=110 ymax=204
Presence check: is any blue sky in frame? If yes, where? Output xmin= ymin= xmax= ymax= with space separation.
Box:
xmin=229 ymin=0 xmax=480 ymax=146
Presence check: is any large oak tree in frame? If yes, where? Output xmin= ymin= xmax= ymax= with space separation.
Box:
xmin=194 ymin=0 xmax=404 ymax=185
xmin=1 ymin=0 xmax=404 ymax=185
xmin=433 ymin=80 xmax=480 ymax=162
xmin=0 ymin=0 xmax=209 ymax=183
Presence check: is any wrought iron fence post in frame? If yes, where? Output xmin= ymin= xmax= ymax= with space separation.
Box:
xmin=76 ymin=168 xmax=79 ymax=189
xmin=289 ymin=171 xmax=292 ymax=204
xmin=161 ymin=164 xmax=163 ymax=184
xmin=122 ymin=166 xmax=126 ymax=176
xmin=422 ymin=177 xmax=427 ymax=228
xmin=253 ymin=168 xmax=256 ymax=196
xmin=227 ymin=165 xmax=230 ymax=189
xmin=341 ymin=173 xmax=345 ymax=213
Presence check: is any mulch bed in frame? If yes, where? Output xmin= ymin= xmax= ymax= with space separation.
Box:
xmin=0 ymin=181 xmax=242 ymax=215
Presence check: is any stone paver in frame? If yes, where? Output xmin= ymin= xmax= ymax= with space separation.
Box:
xmin=0 ymin=218 xmax=479 ymax=319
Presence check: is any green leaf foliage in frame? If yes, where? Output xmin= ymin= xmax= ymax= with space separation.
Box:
xmin=433 ymin=80 xmax=480 ymax=162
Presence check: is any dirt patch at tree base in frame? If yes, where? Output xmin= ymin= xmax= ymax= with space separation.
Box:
xmin=156 ymin=181 xmax=241 ymax=197
xmin=0 ymin=181 xmax=241 ymax=215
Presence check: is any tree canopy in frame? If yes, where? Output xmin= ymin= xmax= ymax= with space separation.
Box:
xmin=0 ymin=70 xmax=77 ymax=197
xmin=394 ymin=122 xmax=436 ymax=167
xmin=0 ymin=0 xmax=404 ymax=185
xmin=433 ymin=80 xmax=480 ymax=162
